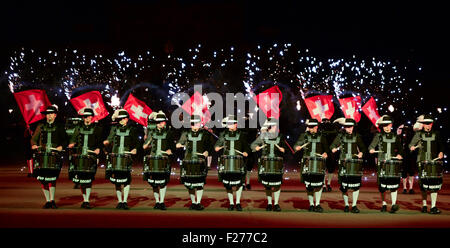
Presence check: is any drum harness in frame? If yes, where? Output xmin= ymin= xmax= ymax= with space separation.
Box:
xmin=339 ymin=134 xmax=357 ymax=175
xmin=144 ymin=130 xmax=168 ymax=172
xmin=39 ymin=124 xmax=57 ymax=168
xmin=302 ymin=134 xmax=321 ymax=173
xmin=80 ymin=126 xmax=94 ymax=156
xmin=220 ymin=131 xmax=241 ymax=172
xmin=188 ymin=131 xmax=203 ymax=159
xmin=378 ymin=133 xmax=397 ymax=176
xmin=110 ymin=127 xmax=130 ymax=169
xmin=419 ymin=133 xmax=436 ymax=176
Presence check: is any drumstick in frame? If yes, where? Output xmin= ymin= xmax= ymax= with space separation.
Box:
xmin=433 ymin=157 xmax=441 ymax=161
xmin=371 ymin=150 xmax=382 ymax=153
xmin=315 ymin=153 xmax=324 ymax=157
xmin=234 ymin=149 xmax=245 ymax=156
xmin=195 ymin=152 xmax=206 ymax=157
xmin=50 ymin=147 xmax=65 ymax=152
xmin=298 ymin=142 xmax=310 ymax=149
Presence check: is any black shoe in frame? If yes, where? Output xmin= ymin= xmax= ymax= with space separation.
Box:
xmin=322 ymin=186 xmax=327 ymax=193
xmin=344 ymin=206 xmax=350 ymax=212
xmin=235 ymin=204 xmax=242 ymax=211
xmin=402 ymin=189 xmax=407 ymax=194
xmin=273 ymin=204 xmax=281 ymax=212
xmin=327 ymin=185 xmax=332 ymax=192
xmin=430 ymin=207 xmax=441 ymax=214
xmin=196 ymin=204 xmax=205 ymax=211
xmin=409 ymin=189 xmax=415 ymax=194
xmin=228 ymin=204 xmax=235 ymax=211
xmin=308 ymin=205 xmax=315 ymax=212
xmin=51 ymin=200 xmax=58 ymax=209
xmin=421 ymin=206 xmax=427 ymax=213
xmin=351 ymin=206 xmax=360 ymax=213
xmin=189 ymin=203 xmax=197 ymax=210
xmin=116 ymin=202 xmax=123 ymax=209
xmin=246 ymin=184 xmax=251 ymax=190
xmin=390 ymin=204 xmax=399 ymax=213
xmin=266 ymin=204 xmax=272 ymax=211
xmin=43 ymin=201 xmax=52 ymax=209
xmin=315 ymin=205 xmax=324 ymax=213
xmin=380 ymin=205 xmax=387 ymax=212
xmin=122 ymin=202 xmax=129 ymax=210
xmin=154 ymin=203 xmax=161 ymax=209
xmin=84 ymin=202 xmax=92 ymax=209
xmin=159 ymin=203 xmax=167 ymax=210
xmin=81 ymin=202 xmax=87 ymax=209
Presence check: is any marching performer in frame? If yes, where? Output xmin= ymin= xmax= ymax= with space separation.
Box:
xmin=30 ymin=105 xmax=67 ymax=209
xmin=368 ymin=115 xmax=403 ymax=213
xmin=251 ymin=118 xmax=286 ymax=212
xmin=409 ymin=114 xmax=445 ymax=214
xmin=103 ymin=109 xmax=138 ymax=210
xmin=67 ymin=108 xmax=103 ymax=209
xmin=294 ymin=118 xmax=329 ymax=212
xmin=320 ymin=118 xmax=338 ymax=192
xmin=176 ymin=115 xmax=213 ymax=211
xmin=330 ymin=118 xmax=366 ymax=213
xmin=214 ymin=115 xmax=250 ymax=211
xmin=142 ymin=111 xmax=175 ymax=210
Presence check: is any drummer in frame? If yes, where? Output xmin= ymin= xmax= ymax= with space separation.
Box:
xmin=214 ymin=115 xmax=250 ymax=211
xmin=142 ymin=111 xmax=175 ymax=210
xmin=294 ymin=118 xmax=329 ymax=212
xmin=30 ymin=105 xmax=67 ymax=209
xmin=176 ymin=114 xmax=213 ymax=211
xmin=251 ymin=118 xmax=287 ymax=212
xmin=330 ymin=118 xmax=366 ymax=213
xmin=67 ymin=108 xmax=103 ymax=209
xmin=409 ymin=114 xmax=445 ymax=214
xmin=368 ymin=115 xmax=403 ymax=213
xmin=103 ymin=109 xmax=138 ymax=210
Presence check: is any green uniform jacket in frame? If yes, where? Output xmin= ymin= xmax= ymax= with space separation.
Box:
xmin=408 ymin=130 xmax=445 ymax=162
xmin=330 ymin=132 xmax=367 ymax=160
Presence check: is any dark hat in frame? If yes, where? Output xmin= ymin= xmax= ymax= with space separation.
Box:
xmin=116 ymin=109 xmax=129 ymax=119
xmin=306 ymin=118 xmax=319 ymax=127
xmin=190 ymin=114 xmax=202 ymax=124
xmin=376 ymin=115 xmax=393 ymax=127
xmin=79 ymin=107 xmax=95 ymax=117
xmin=225 ymin=115 xmax=238 ymax=124
xmin=154 ymin=111 xmax=168 ymax=122
xmin=343 ymin=118 xmax=356 ymax=126
xmin=418 ymin=114 xmax=434 ymax=124
xmin=41 ymin=105 xmax=58 ymax=114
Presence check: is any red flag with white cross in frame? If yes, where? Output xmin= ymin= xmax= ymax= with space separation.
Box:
xmin=123 ymin=93 xmax=153 ymax=126
xmin=252 ymin=85 xmax=283 ymax=119
xmin=304 ymin=95 xmax=334 ymax=122
xmin=362 ymin=97 xmax=381 ymax=127
xmin=70 ymin=91 xmax=109 ymax=122
xmin=181 ymin=91 xmax=211 ymax=125
xmin=13 ymin=89 xmax=52 ymax=125
xmin=339 ymin=96 xmax=362 ymax=122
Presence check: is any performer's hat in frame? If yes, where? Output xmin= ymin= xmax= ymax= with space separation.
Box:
xmin=333 ymin=117 xmax=355 ymax=126
xmin=225 ymin=115 xmax=238 ymax=124
xmin=306 ymin=118 xmax=319 ymax=127
xmin=41 ymin=104 xmax=58 ymax=114
xmin=418 ymin=114 xmax=434 ymax=124
xmin=376 ymin=115 xmax=393 ymax=127
xmin=190 ymin=114 xmax=202 ymax=124
xmin=78 ymin=107 xmax=95 ymax=117
xmin=112 ymin=109 xmax=129 ymax=121
xmin=321 ymin=117 xmax=330 ymax=123
xmin=263 ymin=117 xmax=278 ymax=127
xmin=154 ymin=111 xmax=168 ymax=122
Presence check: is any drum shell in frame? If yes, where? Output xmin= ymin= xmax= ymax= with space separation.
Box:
xmin=379 ymin=160 xmax=402 ymax=177
xmin=144 ymin=155 xmax=170 ymax=173
xmin=340 ymin=158 xmax=363 ymax=176
xmin=302 ymin=157 xmax=326 ymax=175
xmin=33 ymin=152 xmax=60 ymax=170
xmin=71 ymin=154 xmax=97 ymax=173
xmin=107 ymin=154 xmax=132 ymax=171
xmin=218 ymin=155 xmax=245 ymax=174
xmin=420 ymin=160 xmax=444 ymax=178
xmin=259 ymin=156 xmax=283 ymax=175
xmin=181 ymin=159 xmax=206 ymax=177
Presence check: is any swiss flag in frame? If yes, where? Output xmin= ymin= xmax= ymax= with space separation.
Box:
xmin=70 ymin=91 xmax=109 ymax=122
xmin=339 ymin=96 xmax=362 ymax=122
xmin=252 ymin=85 xmax=283 ymax=119
xmin=304 ymin=95 xmax=335 ymax=122
xmin=181 ymin=91 xmax=211 ymax=124
xmin=362 ymin=97 xmax=381 ymax=127
xmin=13 ymin=89 xmax=51 ymax=125
xmin=124 ymin=93 xmax=153 ymax=126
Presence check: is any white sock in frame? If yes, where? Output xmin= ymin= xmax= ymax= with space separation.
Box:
xmin=123 ymin=185 xmax=130 ymax=203
xmin=86 ymin=188 xmax=91 ymax=202
xmin=402 ymin=178 xmax=407 ymax=189
xmin=42 ymin=188 xmax=50 ymax=202
xmin=227 ymin=192 xmax=234 ymax=205
xmin=315 ymin=188 xmax=323 ymax=206
xmin=352 ymin=190 xmax=359 ymax=207
xmin=391 ymin=191 xmax=397 ymax=205
xmin=190 ymin=193 xmax=196 ymax=204
xmin=50 ymin=186 xmax=56 ymax=201
xmin=266 ymin=191 xmax=273 ymax=205
xmin=153 ymin=190 xmax=160 ymax=203
xmin=381 ymin=192 xmax=386 ymax=205
xmin=343 ymin=194 xmax=349 ymax=206
xmin=116 ymin=190 xmax=123 ymax=202
xmin=408 ymin=176 xmax=414 ymax=190
xmin=236 ymin=186 xmax=243 ymax=204
xmin=159 ymin=187 xmax=167 ymax=203
xmin=431 ymin=193 xmax=437 ymax=208
xmin=308 ymin=193 xmax=314 ymax=206
xmin=274 ymin=188 xmax=281 ymax=205
xmin=196 ymin=189 xmax=203 ymax=204
xmin=422 ymin=191 xmax=427 ymax=206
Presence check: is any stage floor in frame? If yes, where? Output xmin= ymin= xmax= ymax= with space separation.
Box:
xmin=1 ymin=162 xmax=449 ymax=228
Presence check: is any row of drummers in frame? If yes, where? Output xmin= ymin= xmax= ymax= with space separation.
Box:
xmin=30 ymin=106 xmax=445 ymax=213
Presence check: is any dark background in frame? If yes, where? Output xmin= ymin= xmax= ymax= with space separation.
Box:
xmin=0 ymin=1 xmax=449 ymax=161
